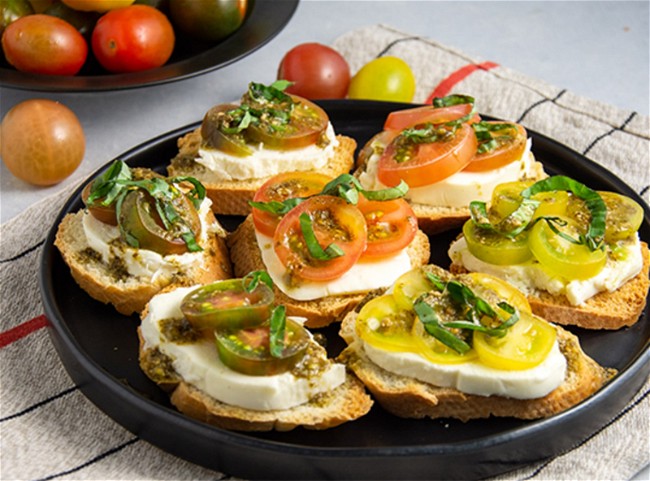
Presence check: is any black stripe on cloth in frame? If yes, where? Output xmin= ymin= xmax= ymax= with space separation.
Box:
xmin=0 ymin=386 xmax=78 ymax=423
xmin=640 ymin=185 xmax=649 ymax=197
xmin=34 ymin=437 xmax=140 ymax=481
xmin=583 ymin=111 xmax=638 ymax=156
xmin=516 ymin=90 xmax=567 ymax=124
xmin=374 ymin=36 xmax=423 ymax=58
xmin=0 ymin=239 xmax=45 ymax=264
xmin=522 ymin=386 xmax=650 ymax=480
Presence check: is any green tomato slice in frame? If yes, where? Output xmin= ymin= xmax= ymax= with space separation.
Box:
xmin=529 ymin=216 xmax=607 ymax=280
xmin=598 ymin=191 xmax=644 ymax=242
xmin=201 ymin=104 xmax=253 ymax=157
xmin=463 ymin=219 xmax=533 ymax=265
xmin=356 ymin=294 xmax=418 ymax=352
xmin=181 ymin=279 xmax=274 ymax=332
xmin=473 ymin=312 xmax=557 ymax=370
xmin=215 ymin=318 xmax=309 ymax=376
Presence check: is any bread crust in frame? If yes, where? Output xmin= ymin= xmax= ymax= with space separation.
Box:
xmin=338 ymin=309 xmax=616 ymax=422
xmin=450 ymin=242 xmax=650 ymax=330
xmin=227 ymin=215 xmax=431 ymax=328
xmin=167 ymin=129 xmax=357 ymax=216
xmin=54 ymin=208 xmax=232 ymax=316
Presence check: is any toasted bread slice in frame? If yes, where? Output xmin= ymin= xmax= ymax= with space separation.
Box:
xmin=449 ymin=242 xmax=649 ymax=330
xmin=227 ymin=215 xmax=431 ymax=328
xmin=55 ymin=206 xmax=232 ymax=316
xmin=167 ymin=128 xmax=357 ymax=216
xmin=338 ymin=303 xmax=616 ymax=422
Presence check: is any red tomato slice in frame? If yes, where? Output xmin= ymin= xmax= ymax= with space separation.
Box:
xmin=357 ymin=196 xmax=418 ymax=260
xmin=377 ymin=122 xmax=478 ymax=188
xmin=463 ymin=122 xmax=528 ymax=172
xmin=251 ymin=172 xmax=333 ymax=237
xmin=273 ymin=195 xmax=367 ymax=281
xmin=384 ymin=103 xmax=479 ymax=131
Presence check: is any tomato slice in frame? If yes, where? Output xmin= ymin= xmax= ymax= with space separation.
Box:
xmin=355 ymin=294 xmax=419 ymax=352
xmin=462 ymin=272 xmax=532 ymax=315
xmin=245 ymin=96 xmax=329 ymax=150
xmin=273 ymin=196 xmax=367 ymax=281
xmin=118 ymin=189 xmax=201 ymax=256
xmin=357 ymin=196 xmax=418 ymax=260
xmin=529 ymin=216 xmax=607 ymax=280
xmin=411 ymin=315 xmax=478 ymax=364
xmin=215 ymin=318 xmax=310 ymax=376
xmin=462 ymin=219 xmax=533 ymax=265
xmin=473 ymin=312 xmax=557 ymax=370
xmin=384 ymin=103 xmax=480 ymax=131
xmin=181 ymin=279 xmax=274 ymax=332
xmin=392 ymin=267 xmax=436 ymax=311
xmin=82 ymin=180 xmax=118 ymax=226
xmin=463 ymin=122 xmax=528 ymax=172
xmin=201 ymin=104 xmax=253 ymax=157
xmin=598 ymin=191 xmax=644 ymax=242
xmin=377 ymin=122 xmax=477 ymax=187
xmin=251 ymin=172 xmax=333 ymax=237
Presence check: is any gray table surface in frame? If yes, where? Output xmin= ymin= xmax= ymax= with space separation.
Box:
xmin=0 ymin=2 xmax=648 ymax=478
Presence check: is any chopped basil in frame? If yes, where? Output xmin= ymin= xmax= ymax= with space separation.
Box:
xmin=472 ymin=121 xmax=517 ymax=154
xmin=242 ymin=270 xmax=274 ymax=292
xmin=269 ymin=305 xmax=287 ymax=358
xmin=299 ymin=213 xmax=344 ymax=261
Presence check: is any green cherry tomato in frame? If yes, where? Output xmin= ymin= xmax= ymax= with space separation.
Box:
xmin=355 ymin=294 xmax=418 ymax=352
xmin=168 ymin=0 xmax=248 ymax=43
xmin=0 ymin=0 xmax=34 ymax=37
xmin=181 ymin=278 xmax=274 ymax=331
xmin=348 ymin=56 xmax=416 ymax=102
xmin=462 ymin=219 xmax=533 ymax=265
xmin=215 ymin=318 xmax=310 ymax=376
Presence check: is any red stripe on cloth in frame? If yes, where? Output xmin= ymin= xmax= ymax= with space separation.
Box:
xmin=0 ymin=315 xmax=49 ymax=348
xmin=426 ymin=61 xmax=499 ymax=103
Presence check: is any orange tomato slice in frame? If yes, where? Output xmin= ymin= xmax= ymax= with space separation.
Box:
xmin=377 ymin=122 xmax=478 ymax=188
xmin=384 ymin=103 xmax=479 ymax=131
xmin=463 ymin=121 xmax=527 ymax=172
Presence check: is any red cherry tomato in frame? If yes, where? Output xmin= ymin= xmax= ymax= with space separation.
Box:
xmin=463 ymin=121 xmax=528 ymax=172
xmin=384 ymin=103 xmax=480 ymax=131
xmin=377 ymin=122 xmax=478 ymax=188
xmin=278 ymin=42 xmax=350 ymax=99
xmin=357 ymin=196 xmax=418 ymax=260
xmin=1 ymin=14 xmax=88 ymax=75
xmin=252 ymin=172 xmax=333 ymax=237
xmin=91 ymin=5 xmax=174 ymax=73
xmin=273 ymin=196 xmax=367 ymax=281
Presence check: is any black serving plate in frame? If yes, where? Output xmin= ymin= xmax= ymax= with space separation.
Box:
xmin=40 ymin=100 xmax=650 ymax=480
xmin=0 ymin=0 xmax=298 ymax=92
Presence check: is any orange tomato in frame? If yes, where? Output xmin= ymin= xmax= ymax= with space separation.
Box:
xmin=463 ymin=121 xmax=528 ymax=172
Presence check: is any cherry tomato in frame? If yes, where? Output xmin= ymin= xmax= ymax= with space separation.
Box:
xmin=528 ymin=215 xmax=607 ymax=280
xmin=348 ymin=56 xmax=416 ymax=103
xmin=357 ymin=196 xmax=417 ymax=260
xmin=251 ymin=172 xmax=332 ymax=237
xmin=462 ymin=219 xmax=533 ymax=265
xmin=2 ymin=14 xmax=87 ymax=75
xmin=44 ymin=2 xmax=101 ymax=38
xmin=244 ymin=95 xmax=329 ymax=150
xmin=82 ymin=181 xmax=118 ymax=225
xmin=0 ymin=0 xmax=34 ymax=37
xmin=61 ymin=0 xmax=135 ymax=12
xmin=463 ymin=122 xmax=528 ymax=172
xmin=91 ymin=5 xmax=174 ymax=73
xmin=355 ymin=294 xmax=418 ymax=352
xmin=215 ymin=318 xmax=309 ymax=376
xmin=1 ymin=99 xmax=84 ymax=186
xmin=473 ymin=312 xmax=557 ymax=371
xmin=384 ymin=103 xmax=479 ymax=131
xmin=168 ymin=0 xmax=247 ymax=43
xmin=118 ymin=189 xmax=201 ymax=255
xmin=277 ymin=42 xmax=350 ymax=100
xmin=273 ymin=195 xmax=367 ymax=282
xmin=181 ymin=278 xmax=274 ymax=332
xmin=377 ymin=122 xmax=477 ymax=188
xmin=463 ymin=272 xmax=531 ymax=315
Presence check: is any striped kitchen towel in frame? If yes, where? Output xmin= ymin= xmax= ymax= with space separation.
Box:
xmin=2 ymin=24 xmax=649 ymax=481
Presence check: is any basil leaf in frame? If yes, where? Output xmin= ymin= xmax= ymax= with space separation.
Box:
xmin=269 ymin=305 xmax=287 ymax=358
xmin=243 ymin=270 xmax=274 ymax=292
xmin=424 ymin=272 xmax=447 ymax=292
xmin=299 ymin=213 xmax=344 ymax=261
xmin=432 ymin=94 xmax=475 ymax=108
xmin=414 ymin=301 xmax=471 ymax=354
xmin=87 ymin=160 xmax=132 ymax=206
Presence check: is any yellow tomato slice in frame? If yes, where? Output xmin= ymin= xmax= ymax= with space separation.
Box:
xmin=392 ymin=268 xmax=435 ymax=311
xmin=411 ymin=317 xmax=478 ymax=364
xmin=473 ymin=312 xmax=557 ymax=370
xmin=355 ymin=295 xmax=418 ymax=352
xmin=463 ymin=272 xmax=531 ymax=315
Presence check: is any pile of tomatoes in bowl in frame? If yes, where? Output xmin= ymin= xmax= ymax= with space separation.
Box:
xmin=0 ymin=0 xmax=249 ymax=76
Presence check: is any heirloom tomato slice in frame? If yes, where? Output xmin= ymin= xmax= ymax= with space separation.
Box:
xmin=464 ymin=121 xmax=528 ymax=172
xmin=384 ymin=103 xmax=479 ymax=131
xmin=377 ymin=122 xmax=477 ymax=188
xmin=355 ymin=294 xmax=418 ymax=352
xmin=411 ymin=317 xmax=478 ymax=364
xmin=598 ymin=191 xmax=644 ymax=242
xmin=462 ymin=219 xmax=533 ymax=265
xmin=251 ymin=172 xmax=332 ymax=237
xmin=273 ymin=195 xmax=367 ymax=281
xmin=357 ymin=196 xmax=417 ymax=260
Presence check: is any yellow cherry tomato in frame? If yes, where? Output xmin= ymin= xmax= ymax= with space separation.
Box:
xmin=392 ymin=267 xmax=436 ymax=311
xmin=355 ymin=294 xmax=418 ymax=352
xmin=463 ymin=272 xmax=531 ymax=315
xmin=348 ymin=56 xmax=416 ymax=102
xmin=473 ymin=312 xmax=557 ymax=370
xmin=61 ymin=0 xmax=135 ymax=12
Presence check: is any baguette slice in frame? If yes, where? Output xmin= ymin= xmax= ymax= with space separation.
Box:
xmin=450 ymin=242 xmax=650 ymax=330
xmin=338 ymin=303 xmax=616 ymax=422
xmin=168 ymin=128 xmax=357 ymax=216
xmin=227 ymin=215 xmax=431 ymax=328
xmin=137 ymin=329 xmax=373 ymax=432
xmin=353 ymin=143 xmax=547 ymax=236
xmin=55 ymin=208 xmax=232 ymax=316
